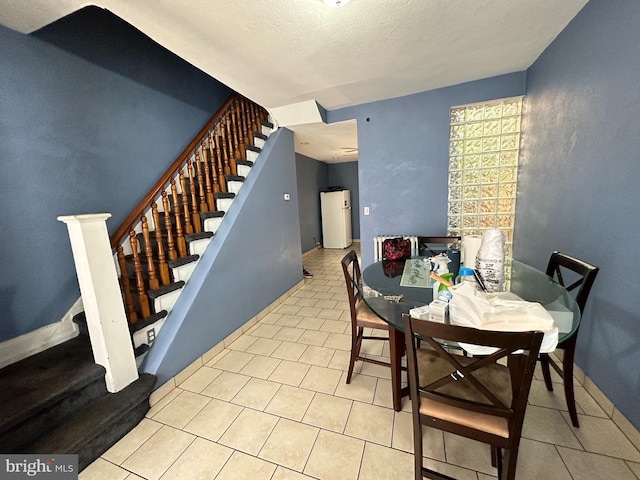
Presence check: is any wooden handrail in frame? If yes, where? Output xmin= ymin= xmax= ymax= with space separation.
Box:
xmin=110 ymin=94 xmax=239 ymax=248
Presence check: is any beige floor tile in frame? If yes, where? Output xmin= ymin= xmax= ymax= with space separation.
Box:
xmin=121 ymin=425 xmax=195 ymax=480
xmin=323 ymin=332 xmax=351 ymax=351
xmin=218 ymin=408 xmax=279 ymax=455
xmin=360 ymin=356 xmax=392 ymax=379
xmin=298 ymin=345 xmax=336 ymax=367
xmin=273 ymin=326 xmax=306 ymax=342
xmin=151 ymin=390 xmax=210 ymax=429
xmin=210 ymin=349 xmax=255 ymax=372
xmin=79 ymin=458 xmax=130 ymax=480
xmin=271 ymin=341 xmax=308 ymax=361
xmin=183 ymin=398 xmax=243 ymax=441
xmin=392 ymin=411 xmax=446 ymax=461
xmin=215 ymin=451 xmax=277 ymax=480
xmin=627 ymin=460 xmax=640 ymax=477
xmin=245 ymin=337 xmax=283 ymax=356
xmin=358 ymin=441 xmax=414 ymax=480
xmin=298 ymin=306 xmax=323 ymax=318
xmin=422 ymin=456 xmax=480 ymax=480
xmin=239 ymin=355 xmax=281 ymax=379
xmin=512 ymin=438 xmax=573 ymax=479
xmin=259 ymin=418 xmax=319 ymax=471
xmin=344 ymin=401 xmax=394 ymax=446
xmin=274 ymin=304 xmax=303 ymax=316
xmin=522 ymin=405 xmax=582 ymax=448
xmin=299 ymin=365 xmax=342 ymax=394
xmin=158 ymin=437 xmax=232 ymax=480
xmin=178 ymin=366 xmax=224 ymax=393
xmin=146 ymin=388 xmax=181 ymax=418
xmin=275 ymin=314 xmax=303 ymax=327
xmin=558 ymin=446 xmax=639 ymax=480
xmin=304 ymin=429 xmax=364 ymax=480
xmin=251 ymin=323 xmax=284 ymax=339
xmin=443 ymin=433 xmax=495 ymax=476
xmin=302 ymin=392 xmax=352 ymax=433
xmin=260 ymin=312 xmax=283 ymax=324
xmin=313 ymin=292 xmax=335 ymax=300
xmin=314 ymin=298 xmax=338 ymax=309
xmin=297 ymin=330 xmax=330 ymax=346
xmin=201 ymin=371 xmax=251 ymax=401
xmin=272 ymin=466 xmax=317 ymax=479
xmin=103 ymin=418 xmax=163 ymax=465
xmin=226 ymin=334 xmax=259 ymax=352
xmin=231 ymin=377 xmax=281 ymax=410
xmin=265 ymin=384 xmax=315 ymax=421
xmin=334 ymin=371 xmax=377 ymax=403
xmin=561 ymin=412 xmax=640 ymax=461
xmin=527 ymin=379 xmax=575 ymax=411
xmin=296 ymin=316 xmax=324 ymax=330
xmin=268 ymin=360 xmax=311 ymax=386
xmin=295 ymin=297 xmax=319 ymax=307
xmin=357 ymin=338 xmax=386 ymax=356
xmin=328 ymin=349 xmax=355 ymax=372
xmin=319 ymin=319 xmax=348 ymax=333
xmin=318 ymin=308 xmax=344 ymax=320
xmin=574 ymin=384 xmax=609 ymax=418
xmin=372 ymin=378 xmax=395 ymax=409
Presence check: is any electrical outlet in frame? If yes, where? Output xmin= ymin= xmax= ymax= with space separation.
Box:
xmin=284 ymin=193 xmax=290 ymax=201
xmin=364 ymin=206 xmax=370 ymax=215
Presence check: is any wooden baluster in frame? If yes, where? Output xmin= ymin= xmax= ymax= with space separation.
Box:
xmin=162 ymin=191 xmax=177 ymax=261
xmin=200 ymin=141 xmax=215 ymax=210
xmin=220 ymin=121 xmax=232 ymax=177
xmin=116 ymin=245 xmax=137 ymax=323
xmin=130 ymin=230 xmax=151 ymax=319
xmin=240 ymin=97 xmax=251 ymax=147
xmin=179 ymin=169 xmax=193 ymax=235
xmin=225 ymin=115 xmax=238 ymax=175
xmin=187 ymin=159 xmax=202 ymax=230
xmin=171 ymin=178 xmax=187 ymax=258
xmin=231 ymin=104 xmax=243 ymax=160
xmin=207 ymin=132 xmax=221 ymax=193
xmin=152 ymin=202 xmax=170 ymax=285
xmin=214 ymin=126 xmax=226 ymax=192
xmin=251 ymin=102 xmax=261 ymax=135
xmin=141 ymin=216 xmax=159 ymax=291
xmin=194 ymin=150 xmax=208 ymax=212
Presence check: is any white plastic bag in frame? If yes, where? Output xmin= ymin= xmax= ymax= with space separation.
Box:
xmin=475 ymin=229 xmax=505 ymax=293
xmin=449 ymin=282 xmax=559 ymax=354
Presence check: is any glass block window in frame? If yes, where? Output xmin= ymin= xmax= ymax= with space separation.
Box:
xmin=447 ymin=97 xmax=523 ymax=258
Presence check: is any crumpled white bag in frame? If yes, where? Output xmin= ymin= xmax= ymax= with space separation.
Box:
xmin=448 ymin=281 xmax=559 ymax=354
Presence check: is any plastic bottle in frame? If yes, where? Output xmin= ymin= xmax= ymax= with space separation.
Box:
xmin=431 ymin=254 xmax=453 ymax=301
xmin=455 ymin=267 xmax=476 ymax=285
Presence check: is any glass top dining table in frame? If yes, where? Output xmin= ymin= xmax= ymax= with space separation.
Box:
xmin=361 ymin=257 xmax=581 ymax=411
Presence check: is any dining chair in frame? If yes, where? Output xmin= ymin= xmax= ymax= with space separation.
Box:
xmin=416 ymin=235 xmax=461 ymax=257
xmin=341 ymin=250 xmax=391 ymax=383
xmin=540 ymin=251 xmax=599 ymax=428
xmin=403 ymin=314 xmax=543 ymax=480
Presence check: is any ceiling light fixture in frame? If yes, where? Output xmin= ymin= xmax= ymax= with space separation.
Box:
xmin=323 ymin=0 xmax=350 ymax=7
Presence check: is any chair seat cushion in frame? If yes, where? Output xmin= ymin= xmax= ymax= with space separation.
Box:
xmin=416 ymin=349 xmax=512 ymax=438
xmin=355 ymin=300 xmax=389 ymax=330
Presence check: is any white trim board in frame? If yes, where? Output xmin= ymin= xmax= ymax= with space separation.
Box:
xmin=0 ymin=297 xmax=82 ymax=369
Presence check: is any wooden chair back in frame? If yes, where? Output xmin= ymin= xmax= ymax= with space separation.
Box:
xmin=403 ymin=314 xmax=543 ymax=480
xmin=545 ymin=251 xmax=599 ymax=315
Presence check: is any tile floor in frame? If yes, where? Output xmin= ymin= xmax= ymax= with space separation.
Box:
xmin=81 ymin=247 xmax=640 ymax=480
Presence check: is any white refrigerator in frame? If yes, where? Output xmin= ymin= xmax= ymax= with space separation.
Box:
xmin=320 ymin=190 xmax=352 ymax=249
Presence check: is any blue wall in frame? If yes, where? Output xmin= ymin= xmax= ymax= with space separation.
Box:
xmin=329 ymin=73 xmax=527 ymax=266
xmin=515 ymin=0 xmax=640 ymax=428
xmin=144 ymin=129 xmax=303 ymax=385
xmin=296 ymin=153 xmax=328 ymax=253
xmin=0 ymin=8 xmax=231 ymax=342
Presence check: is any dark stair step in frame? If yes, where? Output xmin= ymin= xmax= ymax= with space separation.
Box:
xmin=236 ymin=159 xmax=253 ymax=171
xmin=245 ymin=145 xmax=261 ymax=156
xmin=147 ymin=281 xmax=185 ymax=302
xmin=214 ymin=192 xmax=235 ymax=201
xmin=261 ymin=119 xmax=274 ymax=130
xmin=225 ymin=174 xmax=245 ymax=184
xmin=184 ymin=232 xmax=213 ymax=244
xmin=252 ymin=131 xmax=267 ymax=143
xmin=28 ymin=373 xmax=156 ymax=472
xmin=168 ymin=253 xmax=200 ymax=269
xmin=0 ymin=336 xmax=106 ymax=453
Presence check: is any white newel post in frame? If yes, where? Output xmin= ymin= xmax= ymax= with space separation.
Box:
xmin=58 ymin=213 xmax=139 ymax=393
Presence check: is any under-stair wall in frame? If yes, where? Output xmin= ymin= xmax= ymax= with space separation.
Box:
xmin=143 ymin=128 xmax=303 ymax=386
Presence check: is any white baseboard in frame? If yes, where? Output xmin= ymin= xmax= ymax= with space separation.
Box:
xmin=0 ymin=297 xmax=83 ymax=369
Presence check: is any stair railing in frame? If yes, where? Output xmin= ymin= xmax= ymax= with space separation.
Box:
xmin=109 ymin=93 xmax=268 ymax=325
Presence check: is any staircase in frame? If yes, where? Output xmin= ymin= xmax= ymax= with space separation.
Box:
xmin=0 ymin=334 xmax=155 ymax=471
xmin=0 ymin=93 xmax=274 ymax=470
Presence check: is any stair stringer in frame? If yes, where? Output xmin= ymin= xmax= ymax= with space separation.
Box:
xmin=141 ymin=127 xmax=304 ymax=387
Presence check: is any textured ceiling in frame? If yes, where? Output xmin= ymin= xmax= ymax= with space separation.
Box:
xmin=0 ymin=0 xmax=588 ymax=162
